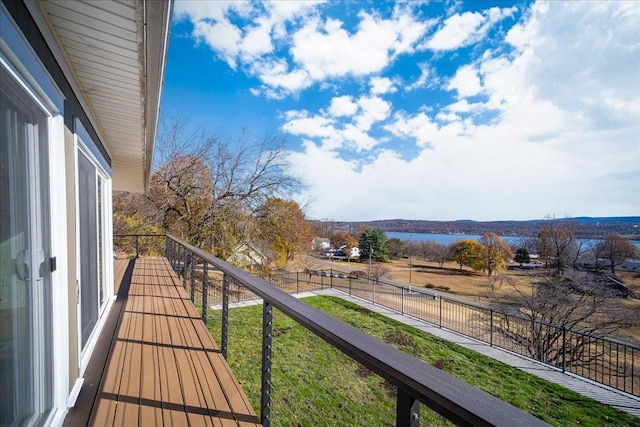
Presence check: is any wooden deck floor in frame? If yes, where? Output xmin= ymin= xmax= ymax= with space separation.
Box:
xmin=64 ymin=258 xmax=260 ymax=426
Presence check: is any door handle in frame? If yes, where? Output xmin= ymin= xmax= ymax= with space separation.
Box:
xmin=14 ymin=249 xmax=45 ymax=281
xmin=15 ymin=249 xmax=29 ymax=281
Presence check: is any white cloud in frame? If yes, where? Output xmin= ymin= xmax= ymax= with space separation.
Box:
xmin=424 ymin=6 xmax=516 ymax=51
xmin=406 ymin=62 xmax=436 ymax=91
xmin=290 ymin=14 xmax=407 ymax=81
xmin=385 ymin=111 xmax=440 ymax=148
xmin=192 ymin=19 xmax=242 ymax=69
xmin=253 ymin=59 xmax=312 ymax=93
xmin=281 ymin=94 xmax=391 ymax=152
xmin=355 ymin=96 xmax=391 ymax=130
xmin=178 ymin=1 xmax=432 ymax=96
xmin=329 ymin=96 xmax=358 ymax=117
xmin=447 ymin=65 xmax=482 ymax=98
xmin=504 ymin=1 xmax=640 ymax=126
xmin=342 ymin=124 xmax=378 ymax=151
xmin=175 ymin=1 xmax=639 ymax=220
xmin=426 ymin=11 xmax=484 ymax=51
xmin=370 ymin=77 xmax=396 ymax=95
xmin=287 ymin=1 xmax=639 ymax=220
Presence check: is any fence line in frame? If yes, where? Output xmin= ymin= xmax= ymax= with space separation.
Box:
xmin=275 ymin=270 xmax=639 ymax=397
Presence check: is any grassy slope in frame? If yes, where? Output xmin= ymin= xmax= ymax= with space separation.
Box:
xmin=206 ymin=296 xmax=639 ymax=427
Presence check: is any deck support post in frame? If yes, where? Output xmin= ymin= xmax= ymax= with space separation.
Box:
xmin=202 ymin=262 xmax=209 ymax=323
xmin=261 ymin=300 xmax=273 ymax=427
xmin=190 ymin=252 xmax=196 ymax=302
xmin=182 ymin=250 xmax=188 ymax=288
xmin=396 ymin=388 xmax=420 ymax=427
xmin=222 ymin=273 xmax=230 ymax=359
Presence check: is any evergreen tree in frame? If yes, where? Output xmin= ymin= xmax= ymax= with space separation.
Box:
xmin=358 ymin=228 xmax=389 ymax=262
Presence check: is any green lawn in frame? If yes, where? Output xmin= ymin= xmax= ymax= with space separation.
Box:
xmin=206 ymin=296 xmax=639 ymax=427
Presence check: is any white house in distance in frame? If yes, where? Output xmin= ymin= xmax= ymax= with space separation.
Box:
xmin=0 ymin=1 xmax=171 ymax=425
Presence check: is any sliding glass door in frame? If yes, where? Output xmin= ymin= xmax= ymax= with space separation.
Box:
xmin=0 ymin=66 xmax=53 ymax=425
xmin=77 ymin=144 xmax=109 ymax=351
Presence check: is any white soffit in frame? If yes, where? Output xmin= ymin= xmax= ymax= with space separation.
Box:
xmin=37 ymin=0 xmax=171 ymax=192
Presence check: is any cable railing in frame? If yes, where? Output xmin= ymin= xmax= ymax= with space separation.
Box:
xmin=162 ymin=234 xmax=548 ymax=426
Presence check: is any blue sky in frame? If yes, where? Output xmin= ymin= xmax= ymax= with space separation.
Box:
xmin=161 ymin=1 xmax=640 ymax=222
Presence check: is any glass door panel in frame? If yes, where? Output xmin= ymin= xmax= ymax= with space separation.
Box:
xmin=0 ymin=66 xmax=53 ymax=425
xmin=78 ymin=151 xmax=98 ymax=349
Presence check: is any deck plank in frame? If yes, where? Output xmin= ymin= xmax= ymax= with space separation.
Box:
xmin=64 ymin=257 xmax=260 ymax=427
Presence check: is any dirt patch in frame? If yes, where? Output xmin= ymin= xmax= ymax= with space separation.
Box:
xmin=383 ymin=330 xmax=418 ymax=352
xmin=354 ymin=306 xmax=373 ymax=314
xmin=433 ymin=359 xmax=452 ymax=371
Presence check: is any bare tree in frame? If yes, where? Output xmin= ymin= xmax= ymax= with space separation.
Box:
xmin=597 ymin=233 xmax=639 ymax=274
xmin=147 ymin=118 xmax=303 ymax=257
xmin=369 ymin=262 xmax=390 ymax=284
xmin=420 ymin=241 xmax=450 ymax=268
xmin=535 ymin=217 xmax=579 ymax=275
xmin=491 ymin=272 xmax=637 ymax=368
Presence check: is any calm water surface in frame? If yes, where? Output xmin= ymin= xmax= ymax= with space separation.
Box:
xmin=386 ymin=231 xmax=640 ymax=249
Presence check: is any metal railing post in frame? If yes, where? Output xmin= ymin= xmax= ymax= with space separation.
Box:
xmin=373 ymin=280 xmax=376 ymax=305
xmin=562 ymin=326 xmax=566 ymax=373
xmin=221 ymin=273 xmax=230 ymax=359
xmin=296 ymin=271 xmax=299 ymax=294
xmin=190 ymin=253 xmax=196 ymax=303
xmin=261 ymin=300 xmax=273 ymax=427
xmin=401 ymin=287 xmax=405 ymax=314
xmin=330 ymin=268 xmax=333 ymax=288
xmin=182 ymin=250 xmax=188 ymax=288
xmin=135 ymin=235 xmax=140 ymax=258
xmin=396 ymin=388 xmax=419 ymax=426
xmin=490 ymin=309 xmax=494 ymax=347
xmin=439 ymin=296 xmax=443 ymax=328
xmin=202 ymin=262 xmax=209 ymax=323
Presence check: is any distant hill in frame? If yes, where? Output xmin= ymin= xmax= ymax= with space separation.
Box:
xmin=318 ymin=217 xmax=640 ymax=240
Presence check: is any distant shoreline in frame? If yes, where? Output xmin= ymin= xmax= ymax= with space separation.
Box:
xmin=318 ymin=217 xmax=640 ymax=241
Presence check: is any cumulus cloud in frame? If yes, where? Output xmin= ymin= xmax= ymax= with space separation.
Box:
xmin=447 ymin=65 xmax=482 ymax=98
xmin=329 ymin=96 xmax=358 ymax=117
xmin=287 ymin=1 xmax=639 ymax=220
xmin=370 ymin=77 xmax=396 ymax=95
xmin=424 ymin=6 xmax=517 ymax=51
xmin=282 ymin=94 xmax=391 ymax=152
xmin=175 ymin=1 xmax=639 ymax=220
xmin=176 ymin=1 xmax=432 ymax=97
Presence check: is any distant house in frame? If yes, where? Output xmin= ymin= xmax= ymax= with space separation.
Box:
xmin=350 ymin=247 xmax=361 ymax=259
xmin=327 ymin=245 xmax=361 ymax=260
xmin=228 ymin=243 xmax=267 ymax=271
xmin=312 ymin=237 xmax=331 ymax=251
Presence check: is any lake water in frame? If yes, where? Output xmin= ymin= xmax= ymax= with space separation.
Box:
xmin=386 ymin=232 xmax=522 ymax=246
xmin=386 ymin=231 xmax=640 ymax=249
